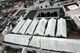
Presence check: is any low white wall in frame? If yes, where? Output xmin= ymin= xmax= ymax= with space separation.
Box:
xmin=4 ymin=34 xmax=31 ymax=46
xmin=4 ymin=34 xmax=80 ymax=53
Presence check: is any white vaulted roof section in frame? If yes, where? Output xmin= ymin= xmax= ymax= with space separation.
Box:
xmin=26 ymin=18 xmax=39 ymax=34
xmin=45 ymin=18 xmax=56 ymax=36
xmin=18 ymin=19 xmax=32 ymax=34
xmin=56 ymin=18 xmax=67 ymax=37
xmin=34 ymin=18 xmax=47 ymax=35
xmin=12 ymin=20 xmax=25 ymax=33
